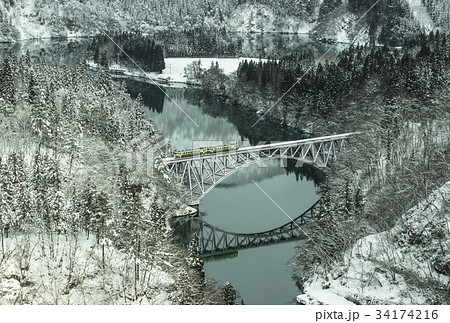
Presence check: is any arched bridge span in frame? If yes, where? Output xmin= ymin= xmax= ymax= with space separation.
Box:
xmin=163 ymin=133 xmax=354 ymax=204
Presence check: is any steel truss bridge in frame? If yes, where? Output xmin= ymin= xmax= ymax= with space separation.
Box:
xmin=164 ymin=133 xmax=354 ymax=256
xmin=163 ymin=133 xmax=353 ymax=204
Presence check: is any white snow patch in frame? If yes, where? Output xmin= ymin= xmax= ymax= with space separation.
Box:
xmin=300 ymin=282 xmax=355 ymax=305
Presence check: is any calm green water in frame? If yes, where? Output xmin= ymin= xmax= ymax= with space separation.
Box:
xmin=201 ymin=160 xmax=319 ymax=304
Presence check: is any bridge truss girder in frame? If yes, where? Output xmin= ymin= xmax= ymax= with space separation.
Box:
xmin=164 ymin=134 xmax=351 ymax=204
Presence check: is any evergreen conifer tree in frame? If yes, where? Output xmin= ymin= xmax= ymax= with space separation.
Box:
xmin=222 ymin=282 xmax=237 ymax=305
xmin=0 ymin=56 xmax=15 ymax=106
xmin=187 ymin=233 xmax=204 ymax=278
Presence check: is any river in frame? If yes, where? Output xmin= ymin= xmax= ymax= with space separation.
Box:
xmin=126 ymin=82 xmax=323 ymax=304
xmin=1 ymin=36 xmax=329 ymax=304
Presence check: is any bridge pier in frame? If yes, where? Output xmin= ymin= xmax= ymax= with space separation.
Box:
xmin=190 ymin=203 xmax=199 ymax=215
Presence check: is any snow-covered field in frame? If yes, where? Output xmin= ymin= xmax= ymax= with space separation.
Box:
xmin=162 ymin=57 xmax=266 ymax=83
xmin=300 ymin=181 xmax=450 ymax=305
xmin=90 ymin=57 xmax=266 ymax=86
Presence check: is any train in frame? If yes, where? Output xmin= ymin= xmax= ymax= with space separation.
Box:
xmin=173 ymin=143 xmax=239 ymax=158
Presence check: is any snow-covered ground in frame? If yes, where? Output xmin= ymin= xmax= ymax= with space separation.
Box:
xmin=89 ymin=57 xmax=266 ymax=86
xmin=300 ymin=181 xmax=450 ymax=305
xmin=0 ymin=233 xmax=176 ymax=304
xmin=297 ymin=288 xmax=355 ymax=305
xmin=162 ymin=57 xmax=260 ymax=83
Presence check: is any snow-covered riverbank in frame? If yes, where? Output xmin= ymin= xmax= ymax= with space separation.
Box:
xmin=299 ymin=181 xmax=450 ymax=305
xmin=88 ymin=57 xmax=265 ymax=87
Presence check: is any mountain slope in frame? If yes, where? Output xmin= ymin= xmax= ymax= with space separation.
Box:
xmin=303 ymin=181 xmax=450 ymax=305
xmin=0 ymin=1 xmax=446 ymax=47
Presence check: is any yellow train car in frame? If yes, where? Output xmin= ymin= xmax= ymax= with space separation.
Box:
xmin=173 ymin=143 xmax=239 ymax=158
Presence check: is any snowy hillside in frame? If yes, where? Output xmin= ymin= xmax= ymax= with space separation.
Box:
xmin=0 ymin=0 xmax=50 ymax=41
xmin=302 ymin=182 xmax=450 ymax=305
xmin=0 ymin=0 xmax=446 ymax=45
xmin=311 ymin=4 xmax=364 ymax=44
xmin=0 ymin=0 xmax=236 ymax=42
xmin=0 ymin=234 xmax=176 ymax=304
xmin=229 ymin=3 xmax=316 ymax=34
xmin=422 ymin=0 xmax=450 ymax=30
xmin=0 ymin=57 xmax=222 ymax=304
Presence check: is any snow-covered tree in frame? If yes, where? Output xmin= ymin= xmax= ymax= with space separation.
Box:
xmin=222 ymin=281 xmax=237 ymax=305
xmin=187 ymin=233 xmax=204 ymax=272
xmin=0 ymin=158 xmax=13 ymax=255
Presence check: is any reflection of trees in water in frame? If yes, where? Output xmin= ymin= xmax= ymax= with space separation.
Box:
xmin=156 ymin=31 xmax=332 ymax=59
xmin=212 ymin=160 xmax=286 ymax=188
xmin=183 ymin=88 xmax=324 ymax=186
xmin=0 ymin=34 xmax=337 ymax=69
xmin=171 ymin=216 xmax=208 ymax=249
xmin=122 ymin=79 xmax=324 ymax=188
xmin=184 ymin=88 xmax=308 ymax=146
xmin=283 ymin=160 xmax=324 ymax=186
xmin=124 ymin=78 xmax=166 ymax=113
xmin=213 ymin=159 xmax=324 ymax=188
xmin=122 ymin=82 xmax=324 ymax=187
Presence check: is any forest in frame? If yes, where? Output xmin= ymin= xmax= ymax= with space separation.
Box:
xmin=0 ymin=54 xmax=234 ymax=304
xmin=233 ymin=31 xmax=449 ymax=121
xmin=90 ymin=32 xmax=165 ymax=72
xmin=1 ymin=0 xmax=449 ymax=47
xmin=0 ymin=0 xmax=449 ymax=307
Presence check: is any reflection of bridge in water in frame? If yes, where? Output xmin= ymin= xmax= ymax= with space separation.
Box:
xmin=165 ymin=133 xmax=354 ymax=255
xmin=195 ymin=200 xmax=319 ymax=256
